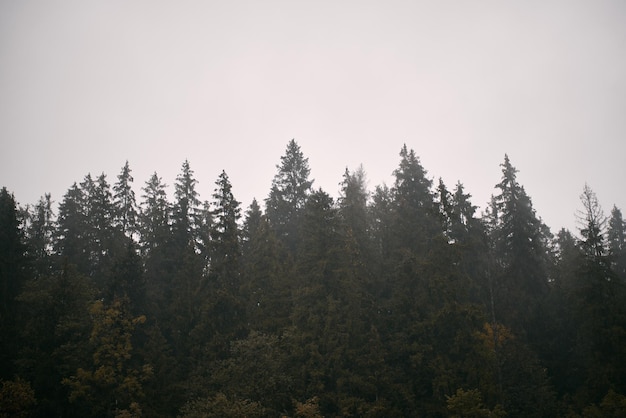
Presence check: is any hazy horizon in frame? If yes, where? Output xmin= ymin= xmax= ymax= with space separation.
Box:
xmin=2 ymin=0 xmax=625 ymax=234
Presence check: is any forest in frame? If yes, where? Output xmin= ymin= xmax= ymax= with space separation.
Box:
xmin=1 ymin=140 xmax=625 ymax=417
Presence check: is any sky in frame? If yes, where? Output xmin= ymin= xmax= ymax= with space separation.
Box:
xmin=1 ymin=0 xmax=625 ymax=234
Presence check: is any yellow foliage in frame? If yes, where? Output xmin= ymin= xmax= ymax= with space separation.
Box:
xmin=478 ymin=322 xmax=513 ymax=352
xmin=294 ymin=396 xmax=323 ymax=418
xmin=0 ymin=377 xmax=36 ymax=418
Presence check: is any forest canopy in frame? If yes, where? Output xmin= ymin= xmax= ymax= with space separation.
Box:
xmin=1 ymin=140 xmax=625 ymax=417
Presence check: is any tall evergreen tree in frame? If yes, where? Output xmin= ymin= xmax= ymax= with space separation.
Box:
xmin=209 ymin=170 xmax=242 ymax=285
xmin=138 ymin=173 xmax=172 ymax=333
xmin=368 ymin=183 xmax=394 ymax=287
xmin=0 ymin=187 xmax=28 ymax=379
xmin=82 ymin=173 xmax=122 ymax=289
xmin=265 ymin=139 xmax=313 ymax=251
xmin=113 ymin=161 xmax=138 ymax=240
xmin=296 ymin=188 xmax=341 ymax=289
xmin=139 ymin=172 xmax=170 ymax=254
xmin=390 ymin=144 xmax=438 ymax=257
xmin=240 ymin=214 xmax=291 ymax=333
xmin=172 ymin=160 xmax=201 ymax=252
xmin=241 ymin=198 xmax=262 ymax=255
xmin=450 ymin=181 xmax=481 ymax=245
xmin=24 ymin=193 xmax=55 ymax=278
xmin=489 ymin=155 xmax=550 ymax=332
xmin=608 ymin=205 xmax=626 ymax=281
xmin=189 ymin=171 xmax=245 ymax=363
xmin=577 ymin=184 xmax=608 ymax=265
xmin=436 ymin=177 xmax=453 ymax=238
xmin=572 ymin=185 xmax=626 ymax=404
xmin=55 ymin=182 xmax=90 ymax=274
xmin=338 ymin=165 xmax=371 ymax=263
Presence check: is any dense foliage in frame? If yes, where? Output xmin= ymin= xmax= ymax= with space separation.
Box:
xmin=2 ymin=140 xmax=625 ymax=417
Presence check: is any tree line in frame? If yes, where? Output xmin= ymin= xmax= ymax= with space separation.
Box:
xmin=1 ymin=139 xmax=625 ymax=417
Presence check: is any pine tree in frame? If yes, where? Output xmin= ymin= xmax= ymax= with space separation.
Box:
xmin=24 ymin=193 xmax=55 ymax=278
xmin=390 ymin=144 xmax=438 ymax=257
xmin=573 ymin=185 xmax=626 ymax=404
xmin=0 ymin=187 xmax=28 ymax=379
xmin=55 ymin=182 xmax=90 ymax=274
xmin=436 ymin=177 xmax=453 ymax=238
xmin=489 ymin=155 xmax=550 ymax=332
xmin=240 ymin=214 xmax=291 ymax=332
xmin=450 ymin=182 xmax=481 ymax=245
xmin=296 ymin=189 xmax=340 ymax=289
xmin=577 ymin=184 xmax=608 ymax=265
xmin=88 ymin=173 xmax=123 ymax=286
xmin=338 ymin=165 xmax=371 ymax=264
xmin=265 ymin=139 xmax=313 ymax=251
xmin=209 ymin=170 xmax=242 ymax=285
xmin=113 ymin=161 xmax=139 ymax=240
xmin=138 ymin=172 xmax=172 ymax=337
xmin=607 ymin=205 xmax=626 ymax=281
xmin=139 ymin=172 xmax=170 ymax=255
xmin=172 ymin=160 xmax=201 ymax=252
xmin=369 ymin=184 xmax=393 ymax=275
xmin=241 ymin=198 xmax=262 ymax=255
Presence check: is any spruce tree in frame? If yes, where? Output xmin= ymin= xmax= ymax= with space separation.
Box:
xmin=0 ymin=187 xmax=28 ymax=379
xmin=573 ymin=185 xmax=626 ymax=404
xmin=55 ymin=182 xmax=90 ymax=274
xmin=139 ymin=172 xmax=170 ymax=254
xmin=113 ymin=161 xmax=138 ymax=240
xmin=607 ymin=205 xmax=626 ymax=281
xmin=489 ymin=155 xmax=550 ymax=332
xmin=241 ymin=198 xmax=262 ymax=255
xmin=265 ymin=139 xmax=313 ymax=252
xmin=577 ymin=184 xmax=608 ymax=265
xmin=24 ymin=193 xmax=55 ymax=278
xmin=209 ymin=170 xmax=241 ymax=285
xmin=338 ymin=165 xmax=372 ymax=264
xmin=172 ymin=160 xmax=201 ymax=252
xmin=390 ymin=144 xmax=438 ymax=257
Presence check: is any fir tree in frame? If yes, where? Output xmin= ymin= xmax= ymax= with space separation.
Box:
xmin=113 ymin=161 xmax=138 ymax=240
xmin=209 ymin=170 xmax=241 ymax=286
xmin=55 ymin=182 xmax=89 ymax=274
xmin=265 ymin=139 xmax=313 ymax=251
xmin=489 ymin=155 xmax=550 ymax=332
xmin=24 ymin=193 xmax=55 ymax=278
xmin=607 ymin=205 xmax=626 ymax=281
xmin=172 ymin=160 xmax=201 ymax=252
xmin=390 ymin=144 xmax=438 ymax=257
xmin=0 ymin=188 xmax=28 ymax=379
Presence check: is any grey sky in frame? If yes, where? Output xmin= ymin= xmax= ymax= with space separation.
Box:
xmin=1 ymin=0 xmax=625 ymax=233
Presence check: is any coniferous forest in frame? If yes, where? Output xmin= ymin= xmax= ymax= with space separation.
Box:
xmin=2 ymin=140 xmax=626 ymax=417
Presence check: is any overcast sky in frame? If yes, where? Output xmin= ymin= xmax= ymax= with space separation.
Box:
xmin=1 ymin=0 xmax=625 ymax=233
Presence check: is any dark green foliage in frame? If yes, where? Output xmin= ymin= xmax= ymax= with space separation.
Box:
xmin=113 ymin=161 xmax=139 ymax=239
xmin=55 ymin=182 xmax=89 ymax=273
xmin=17 ymin=263 xmax=95 ymax=416
xmin=389 ymin=144 xmax=439 ymax=258
xmin=608 ymin=205 xmax=626 ymax=281
xmin=489 ymin=155 xmax=551 ymax=334
xmin=172 ymin=160 xmax=201 ymax=252
xmin=265 ymin=139 xmax=313 ymax=252
xmin=0 ymin=188 xmax=28 ymax=379
xmin=209 ymin=170 xmax=241 ymax=285
xmin=2 ymin=142 xmax=625 ymax=417
xmin=22 ymin=193 xmax=55 ymax=278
